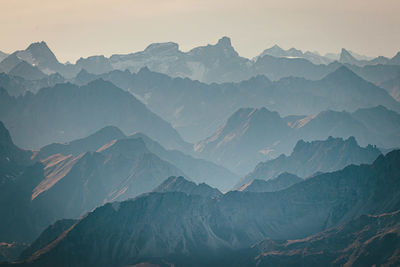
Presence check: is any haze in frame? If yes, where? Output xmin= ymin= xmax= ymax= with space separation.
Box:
xmin=1 ymin=0 xmax=400 ymax=62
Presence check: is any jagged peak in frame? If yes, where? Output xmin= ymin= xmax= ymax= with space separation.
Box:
xmin=216 ymin=36 xmax=232 ymax=48
xmin=26 ymin=41 xmax=50 ymax=50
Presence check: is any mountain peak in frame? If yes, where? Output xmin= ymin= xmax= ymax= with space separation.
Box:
xmin=153 ymin=176 xmax=222 ymax=198
xmin=27 ymin=41 xmax=49 ymax=50
xmin=216 ymin=36 xmax=232 ymax=48
xmin=339 ymin=48 xmax=358 ymax=64
xmin=323 ymin=65 xmax=362 ymax=82
xmin=144 ymin=42 xmax=179 ymax=53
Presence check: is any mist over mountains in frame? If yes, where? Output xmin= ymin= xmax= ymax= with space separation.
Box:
xmin=1 ymin=37 xmax=400 ymax=266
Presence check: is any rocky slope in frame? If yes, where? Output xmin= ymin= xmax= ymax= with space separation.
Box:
xmin=11 ymin=150 xmax=400 ymax=266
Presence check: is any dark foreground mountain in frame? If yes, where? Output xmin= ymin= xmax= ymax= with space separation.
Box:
xmin=250 ymin=210 xmax=400 ymax=266
xmin=72 ymin=66 xmax=400 ymax=142
xmin=236 ymin=136 xmax=381 ymax=187
xmin=0 ymin=79 xmax=189 ymax=152
xmin=8 ymin=150 xmax=400 ymax=266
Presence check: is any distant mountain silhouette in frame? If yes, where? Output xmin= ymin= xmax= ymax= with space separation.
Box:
xmin=237 ymin=136 xmax=381 ymax=187
xmin=8 ymin=61 xmax=46 ymax=80
xmin=0 ymin=79 xmax=189 ymax=152
xmin=153 ymin=176 xmax=222 ymax=198
xmin=238 ymin=172 xmax=302 ymax=193
xmin=257 ymin=44 xmax=333 ymax=65
xmin=128 ymin=132 xmax=238 ymax=191
xmin=0 ymin=72 xmax=65 ymax=96
xmin=195 ymin=106 xmax=395 ymax=174
xmin=195 ymin=107 xmax=293 ymax=174
xmin=71 ymin=66 xmax=400 ymax=142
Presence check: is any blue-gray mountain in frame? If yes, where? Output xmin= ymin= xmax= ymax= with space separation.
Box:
xmin=34 ymin=126 xmax=237 ymax=191
xmin=7 ymin=150 xmax=400 ymax=267
xmin=236 ymin=136 xmax=381 ymax=188
xmin=238 ymin=173 xmax=303 ymax=193
xmin=0 ymin=79 xmax=189 ymax=152
xmin=195 ymin=106 xmax=398 ymax=174
xmin=71 ymin=66 xmax=400 ymax=142
xmin=0 ymin=123 xmax=235 ymax=243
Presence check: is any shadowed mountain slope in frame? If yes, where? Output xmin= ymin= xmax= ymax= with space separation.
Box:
xmin=11 ymin=150 xmax=400 ymax=266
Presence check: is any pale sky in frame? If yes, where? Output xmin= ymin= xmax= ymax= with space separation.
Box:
xmin=1 ymin=0 xmax=399 ymax=63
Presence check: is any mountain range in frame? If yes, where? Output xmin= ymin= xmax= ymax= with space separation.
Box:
xmin=34 ymin=126 xmax=237 ymax=191
xmin=236 ymin=136 xmax=381 ymax=187
xmin=238 ymin=172 xmax=303 ymax=193
xmin=194 ymin=106 xmax=398 ymax=174
xmin=0 ymin=79 xmax=189 ymax=152
xmin=1 ymin=37 xmax=400 ymax=266
xmin=0 ymin=122 xmax=236 ymax=244
xmin=1 ymin=38 xmax=400 ymax=86
xmin=6 ymin=150 xmax=400 ymax=266
xmin=70 ymin=66 xmax=400 ymax=142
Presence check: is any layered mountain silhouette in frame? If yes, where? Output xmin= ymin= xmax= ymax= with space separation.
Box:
xmin=1 ymin=37 xmax=400 ymax=266
xmin=0 ymin=42 xmax=78 ymax=78
xmin=0 ymin=135 xmax=185 ymax=243
xmin=8 ymin=150 xmax=400 ymax=266
xmin=238 ymin=172 xmax=303 ymax=193
xmin=34 ymin=126 xmax=237 ymax=191
xmin=153 ymin=176 xmax=222 ymax=198
xmin=0 ymin=79 xmax=189 ymax=152
xmin=256 ymin=44 xmax=333 ymax=65
xmin=237 ymin=136 xmax=381 ymax=187
xmin=71 ymin=66 xmax=400 ymax=142
xmin=0 ymin=123 xmax=237 ymax=244
xmin=195 ymin=106 xmax=395 ymax=174
xmin=0 ymin=72 xmax=65 ymax=97
xmin=1 ymin=39 xmax=400 ymax=86
xmin=8 ymin=61 xmax=46 ymax=81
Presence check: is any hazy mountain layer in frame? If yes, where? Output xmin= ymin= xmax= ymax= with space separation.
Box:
xmin=195 ymin=106 xmax=395 ymax=174
xmin=236 ymin=136 xmax=381 ymax=187
xmin=0 ymin=79 xmax=189 ymax=152
xmin=34 ymin=126 xmax=238 ymax=191
xmin=153 ymin=176 xmax=222 ymax=198
xmin=238 ymin=173 xmax=303 ymax=193
xmin=72 ymin=66 xmax=400 ymax=142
